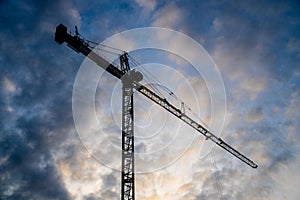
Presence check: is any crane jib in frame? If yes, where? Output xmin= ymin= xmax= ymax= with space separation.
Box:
xmin=134 ymin=83 xmax=258 ymax=168
xmin=55 ymin=24 xmax=258 ymax=169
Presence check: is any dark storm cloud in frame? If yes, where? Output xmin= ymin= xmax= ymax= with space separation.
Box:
xmin=148 ymin=1 xmax=300 ymax=199
xmin=176 ymin=0 xmax=300 ymax=80
xmin=1 ymin=0 xmax=300 ymax=199
xmin=71 ymin=0 xmax=154 ymax=41
xmin=178 ymin=0 xmax=300 ymax=155
xmin=0 ymin=0 xmax=84 ymax=199
xmin=0 ymin=115 xmax=70 ymax=200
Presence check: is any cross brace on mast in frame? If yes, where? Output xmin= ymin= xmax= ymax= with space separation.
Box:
xmin=54 ymin=24 xmax=258 ymax=200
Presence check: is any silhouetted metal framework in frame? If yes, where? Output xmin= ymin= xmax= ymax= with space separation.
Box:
xmin=54 ymin=24 xmax=258 ymax=200
xmin=121 ymin=83 xmax=134 ymax=200
xmin=133 ymin=83 xmax=257 ymax=168
xmin=121 ymin=57 xmax=136 ymax=200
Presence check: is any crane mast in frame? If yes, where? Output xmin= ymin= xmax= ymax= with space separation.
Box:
xmin=120 ymin=57 xmax=139 ymax=200
xmin=54 ymin=24 xmax=257 ymax=200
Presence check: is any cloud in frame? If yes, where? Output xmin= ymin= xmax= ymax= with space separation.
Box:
xmin=0 ymin=0 xmax=84 ymax=199
xmin=2 ymin=77 xmax=16 ymax=93
xmin=147 ymin=1 xmax=300 ymax=199
xmin=270 ymin=160 xmax=300 ymax=200
xmin=0 ymin=114 xmax=71 ymax=199
xmin=1 ymin=0 xmax=300 ymax=199
xmin=135 ymin=0 xmax=157 ymax=12
xmin=240 ymin=78 xmax=267 ymax=100
xmin=152 ymin=3 xmax=184 ymax=29
xmin=246 ymin=107 xmax=264 ymax=123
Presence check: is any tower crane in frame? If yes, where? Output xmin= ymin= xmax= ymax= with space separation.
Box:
xmin=54 ymin=24 xmax=257 ymax=200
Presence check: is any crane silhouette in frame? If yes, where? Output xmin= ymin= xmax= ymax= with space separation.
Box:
xmin=54 ymin=24 xmax=257 ymax=200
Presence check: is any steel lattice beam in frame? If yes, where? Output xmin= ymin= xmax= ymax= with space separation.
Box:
xmin=134 ymin=83 xmax=258 ymax=168
xmin=121 ymin=67 xmax=136 ymax=200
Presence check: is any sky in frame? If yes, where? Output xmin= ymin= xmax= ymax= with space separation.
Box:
xmin=0 ymin=0 xmax=300 ymax=199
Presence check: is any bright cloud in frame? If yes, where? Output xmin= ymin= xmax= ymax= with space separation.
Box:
xmin=3 ymin=77 xmax=16 ymax=93
xmin=152 ymin=3 xmax=184 ymax=29
xmin=135 ymin=0 xmax=157 ymax=12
